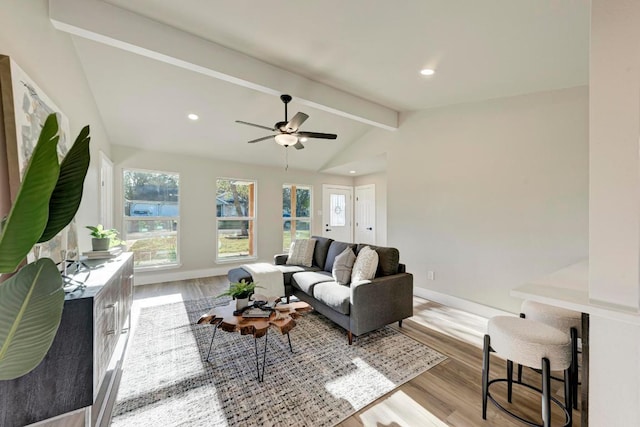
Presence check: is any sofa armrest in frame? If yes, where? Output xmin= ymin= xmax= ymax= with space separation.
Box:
xmin=349 ymin=273 xmax=414 ymax=336
xmin=274 ymin=253 xmax=289 ymax=265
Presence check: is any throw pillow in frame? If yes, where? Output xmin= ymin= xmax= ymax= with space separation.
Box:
xmin=351 ymin=245 xmax=379 ymax=283
xmin=286 ymin=238 xmax=317 ymax=267
xmin=332 ymin=247 xmax=356 ymax=285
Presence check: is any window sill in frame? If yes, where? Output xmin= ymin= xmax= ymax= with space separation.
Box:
xmin=216 ymin=256 xmax=258 ymax=264
xmin=134 ymin=263 xmax=182 ymax=273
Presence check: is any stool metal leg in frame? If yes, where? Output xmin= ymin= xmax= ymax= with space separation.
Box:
xmin=507 ymin=359 xmax=513 ymax=403
xmin=482 ymin=334 xmax=490 ymax=420
xmin=542 ymin=357 xmax=551 ymax=427
xmin=517 ymin=363 xmax=523 ymax=383
xmin=570 ymin=327 xmax=579 ymax=410
xmin=564 ymin=367 xmax=573 ymax=426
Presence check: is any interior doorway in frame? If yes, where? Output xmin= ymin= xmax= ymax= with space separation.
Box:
xmin=355 ymin=184 xmax=376 ymax=245
xmin=322 ymin=184 xmax=353 ymax=242
xmin=99 ymin=151 xmax=114 ymax=228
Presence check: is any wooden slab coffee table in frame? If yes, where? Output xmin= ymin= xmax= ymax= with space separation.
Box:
xmin=197 ymin=298 xmax=312 ymax=381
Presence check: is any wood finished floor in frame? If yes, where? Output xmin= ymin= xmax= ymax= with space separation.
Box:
xmin=128 ymin=277 xmax=581 ymax=427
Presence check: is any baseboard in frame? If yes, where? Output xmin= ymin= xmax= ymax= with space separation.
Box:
xmin=413 ymin=287 xmax=514 ymax=319
xmin=134 ymin=267 xmax=230 ymax=286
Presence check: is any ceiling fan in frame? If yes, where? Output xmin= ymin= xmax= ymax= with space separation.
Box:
xmin=236 ymin=94 xmax=337 ymax=150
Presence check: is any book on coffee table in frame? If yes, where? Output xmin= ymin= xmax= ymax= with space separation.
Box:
xmin=242 ymin=307 xmax=272 ymax=318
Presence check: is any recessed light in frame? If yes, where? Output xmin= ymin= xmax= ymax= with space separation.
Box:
xmin=187 ymin=113 xmax=199 ymax=121
xmin=420 ymin=68 xmax=435 ymax=76
xmin=349 ymin=170 xmax=356 ymax=174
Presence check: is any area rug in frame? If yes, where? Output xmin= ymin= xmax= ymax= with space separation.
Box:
xmin=111 ymin=298 xmax=446 ymax=427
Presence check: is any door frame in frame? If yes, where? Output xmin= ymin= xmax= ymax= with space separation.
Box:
xmin=99 ymin=151 xmax=114 ymax=228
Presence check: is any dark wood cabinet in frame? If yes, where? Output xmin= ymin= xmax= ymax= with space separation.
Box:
xmin=0 ymin=253 xmax=134 ymax=427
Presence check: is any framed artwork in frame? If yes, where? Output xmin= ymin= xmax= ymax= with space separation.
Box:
xmin=0 ymin=55 xmax=78 ymax=264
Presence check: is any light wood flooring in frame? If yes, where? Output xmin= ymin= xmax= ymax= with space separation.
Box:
xmin=127 ymin=277 xmax=582 ymax=427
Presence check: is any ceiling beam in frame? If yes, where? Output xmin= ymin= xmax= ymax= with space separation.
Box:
xmin=49 ymin=0 xmax=398 ymax=130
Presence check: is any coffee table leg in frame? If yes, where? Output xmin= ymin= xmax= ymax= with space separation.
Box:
xmin=287 ymin=332 xmax=293 ymax=353
xmin=254 ymin=329 xmax=269 ymax=382
xmin=205 ymin=320 xmax=221 ymax=362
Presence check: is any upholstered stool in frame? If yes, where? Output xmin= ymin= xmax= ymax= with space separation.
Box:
xmin=520 ymin=300 xmax=581 ymax=409
xmin=482 ymin=316 xmax=573 ymax=427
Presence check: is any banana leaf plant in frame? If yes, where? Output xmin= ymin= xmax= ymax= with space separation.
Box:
xmin=0 ymin=113 xmax=90 ymax=380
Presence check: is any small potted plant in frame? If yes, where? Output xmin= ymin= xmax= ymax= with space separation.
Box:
xmin=218 ymin=279 xmax=261 ymax=311
xmin=86 ymin=224 xmax=120 ymax=251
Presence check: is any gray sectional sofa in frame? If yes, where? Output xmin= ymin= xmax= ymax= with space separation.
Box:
xmin=227 ymin=236 xmax=413 ymax=344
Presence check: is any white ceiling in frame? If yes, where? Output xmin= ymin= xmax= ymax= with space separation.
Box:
xmin=64 ymin=0 xmax=590 ymax=174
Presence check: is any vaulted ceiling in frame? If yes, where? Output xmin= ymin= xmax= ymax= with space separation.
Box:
xmin=52 ymin=0 xmax=590 ymax=174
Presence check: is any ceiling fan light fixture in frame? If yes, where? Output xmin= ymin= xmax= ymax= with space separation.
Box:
xmin=274 ymin=134 xmax=298 ymax=147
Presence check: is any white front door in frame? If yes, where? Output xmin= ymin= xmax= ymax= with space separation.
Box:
xmin=322 ymin=184 xmax=353 ymax=242
xmin=355 ymin=184 xmax=376 ymax=245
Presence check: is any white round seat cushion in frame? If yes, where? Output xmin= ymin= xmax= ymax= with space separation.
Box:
xmin=521 ymin=300 xmax=582 ymax=337
xmin=488 ymin=316 xmax=571 ymax=371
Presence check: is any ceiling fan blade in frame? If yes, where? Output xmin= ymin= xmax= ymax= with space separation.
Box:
xmin=295 ymin=131 xmax=337 ymax=140
xmin=285 ymin=112 xmax=309 ymax=131
xmin=236 ymin=120 xmax=276 ymax=131
xmin=247 ymin=135 xmax=275 ymax=143
xmin=293 ymin=141 xmax=305 ymax=150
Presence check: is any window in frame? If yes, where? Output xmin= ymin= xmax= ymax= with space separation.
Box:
xmin=283 ymin=184 xmax=312 ymax=251
xmin=216 ymin=178 xmax=256 ymax=260
xmin=330 ymin=193 xmax=346 ymax=226
xmin=123 ymin=169 xmax=179 ymax=268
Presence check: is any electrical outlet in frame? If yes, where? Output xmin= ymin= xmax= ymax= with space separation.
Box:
xmin=427 ymin=271 xmax=435 ymax=281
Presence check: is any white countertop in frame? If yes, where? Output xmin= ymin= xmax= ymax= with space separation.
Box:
xmin=510 ymin=259 xmax=640 ymax=325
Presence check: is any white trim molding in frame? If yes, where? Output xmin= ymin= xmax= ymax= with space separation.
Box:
xmin=413 ymin=287 xmax=514 ymax=319
xmin=134 ymin=267 xmax=231 ymax=286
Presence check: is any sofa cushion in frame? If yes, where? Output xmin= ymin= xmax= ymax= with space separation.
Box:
xmin=324 ymin=241 xmax=356 ymax=273
xmin=311 ymin=235 xmax=333 ymax=269
xmin=287 ymin=238 xmax=316 ymax=267
xmin=275 ymin=264 xmax=319 ymax=286
xmin=351 ymin=246 xmax=379 ymax=282
xmin=356 ymin=244 xmax=400 ymax=277
xmin=291 ymin=271 xmax=334 ymax=294
xmin=332 ymin=247 xmax=356 ymax=285
xmin=312 ymin=281 xmax=351 ymax=315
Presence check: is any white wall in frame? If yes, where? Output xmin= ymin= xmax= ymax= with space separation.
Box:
xmin=354 ymin=172 xmax=387 ymax=246
xmin=111 ymin=145 xmax=353 ymax=283
xmin=0 ymin=0 xmax=112 ymax=251
xmin=588 ymin=0 xmax=640 ymax=423
xmin=332 ymin=87 xmax=589 ymax=314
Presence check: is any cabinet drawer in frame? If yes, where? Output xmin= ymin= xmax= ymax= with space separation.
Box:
xmin=93 ymin=277 xmax=119 ymax=393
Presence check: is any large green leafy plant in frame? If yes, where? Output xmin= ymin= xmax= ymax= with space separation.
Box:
xmin=0 ymin=114 xmax=90 ymax=380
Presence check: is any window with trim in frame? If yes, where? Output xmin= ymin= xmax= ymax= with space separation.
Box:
xmin=123 ymin=169 xmax=179 ymax=268
xmin=283 ymin=184 xmax=312 ymax=251
xmin=216 ymin=178 xmax=256 ymax=260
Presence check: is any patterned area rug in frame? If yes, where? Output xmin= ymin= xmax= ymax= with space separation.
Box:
xmin=111 ymin=298 xmax=446 ymax=427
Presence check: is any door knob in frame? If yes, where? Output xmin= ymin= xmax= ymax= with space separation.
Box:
xmin=366 ymin=227 xmax=373 ymax=231
xmin=326 ymin=228 xmax=331 ymax=232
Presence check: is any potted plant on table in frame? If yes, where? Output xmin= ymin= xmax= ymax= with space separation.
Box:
xmin=85 ymin=224 xmax=120 ymax=251
xmin=218 ymin=279 xmax=261 ymax=312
